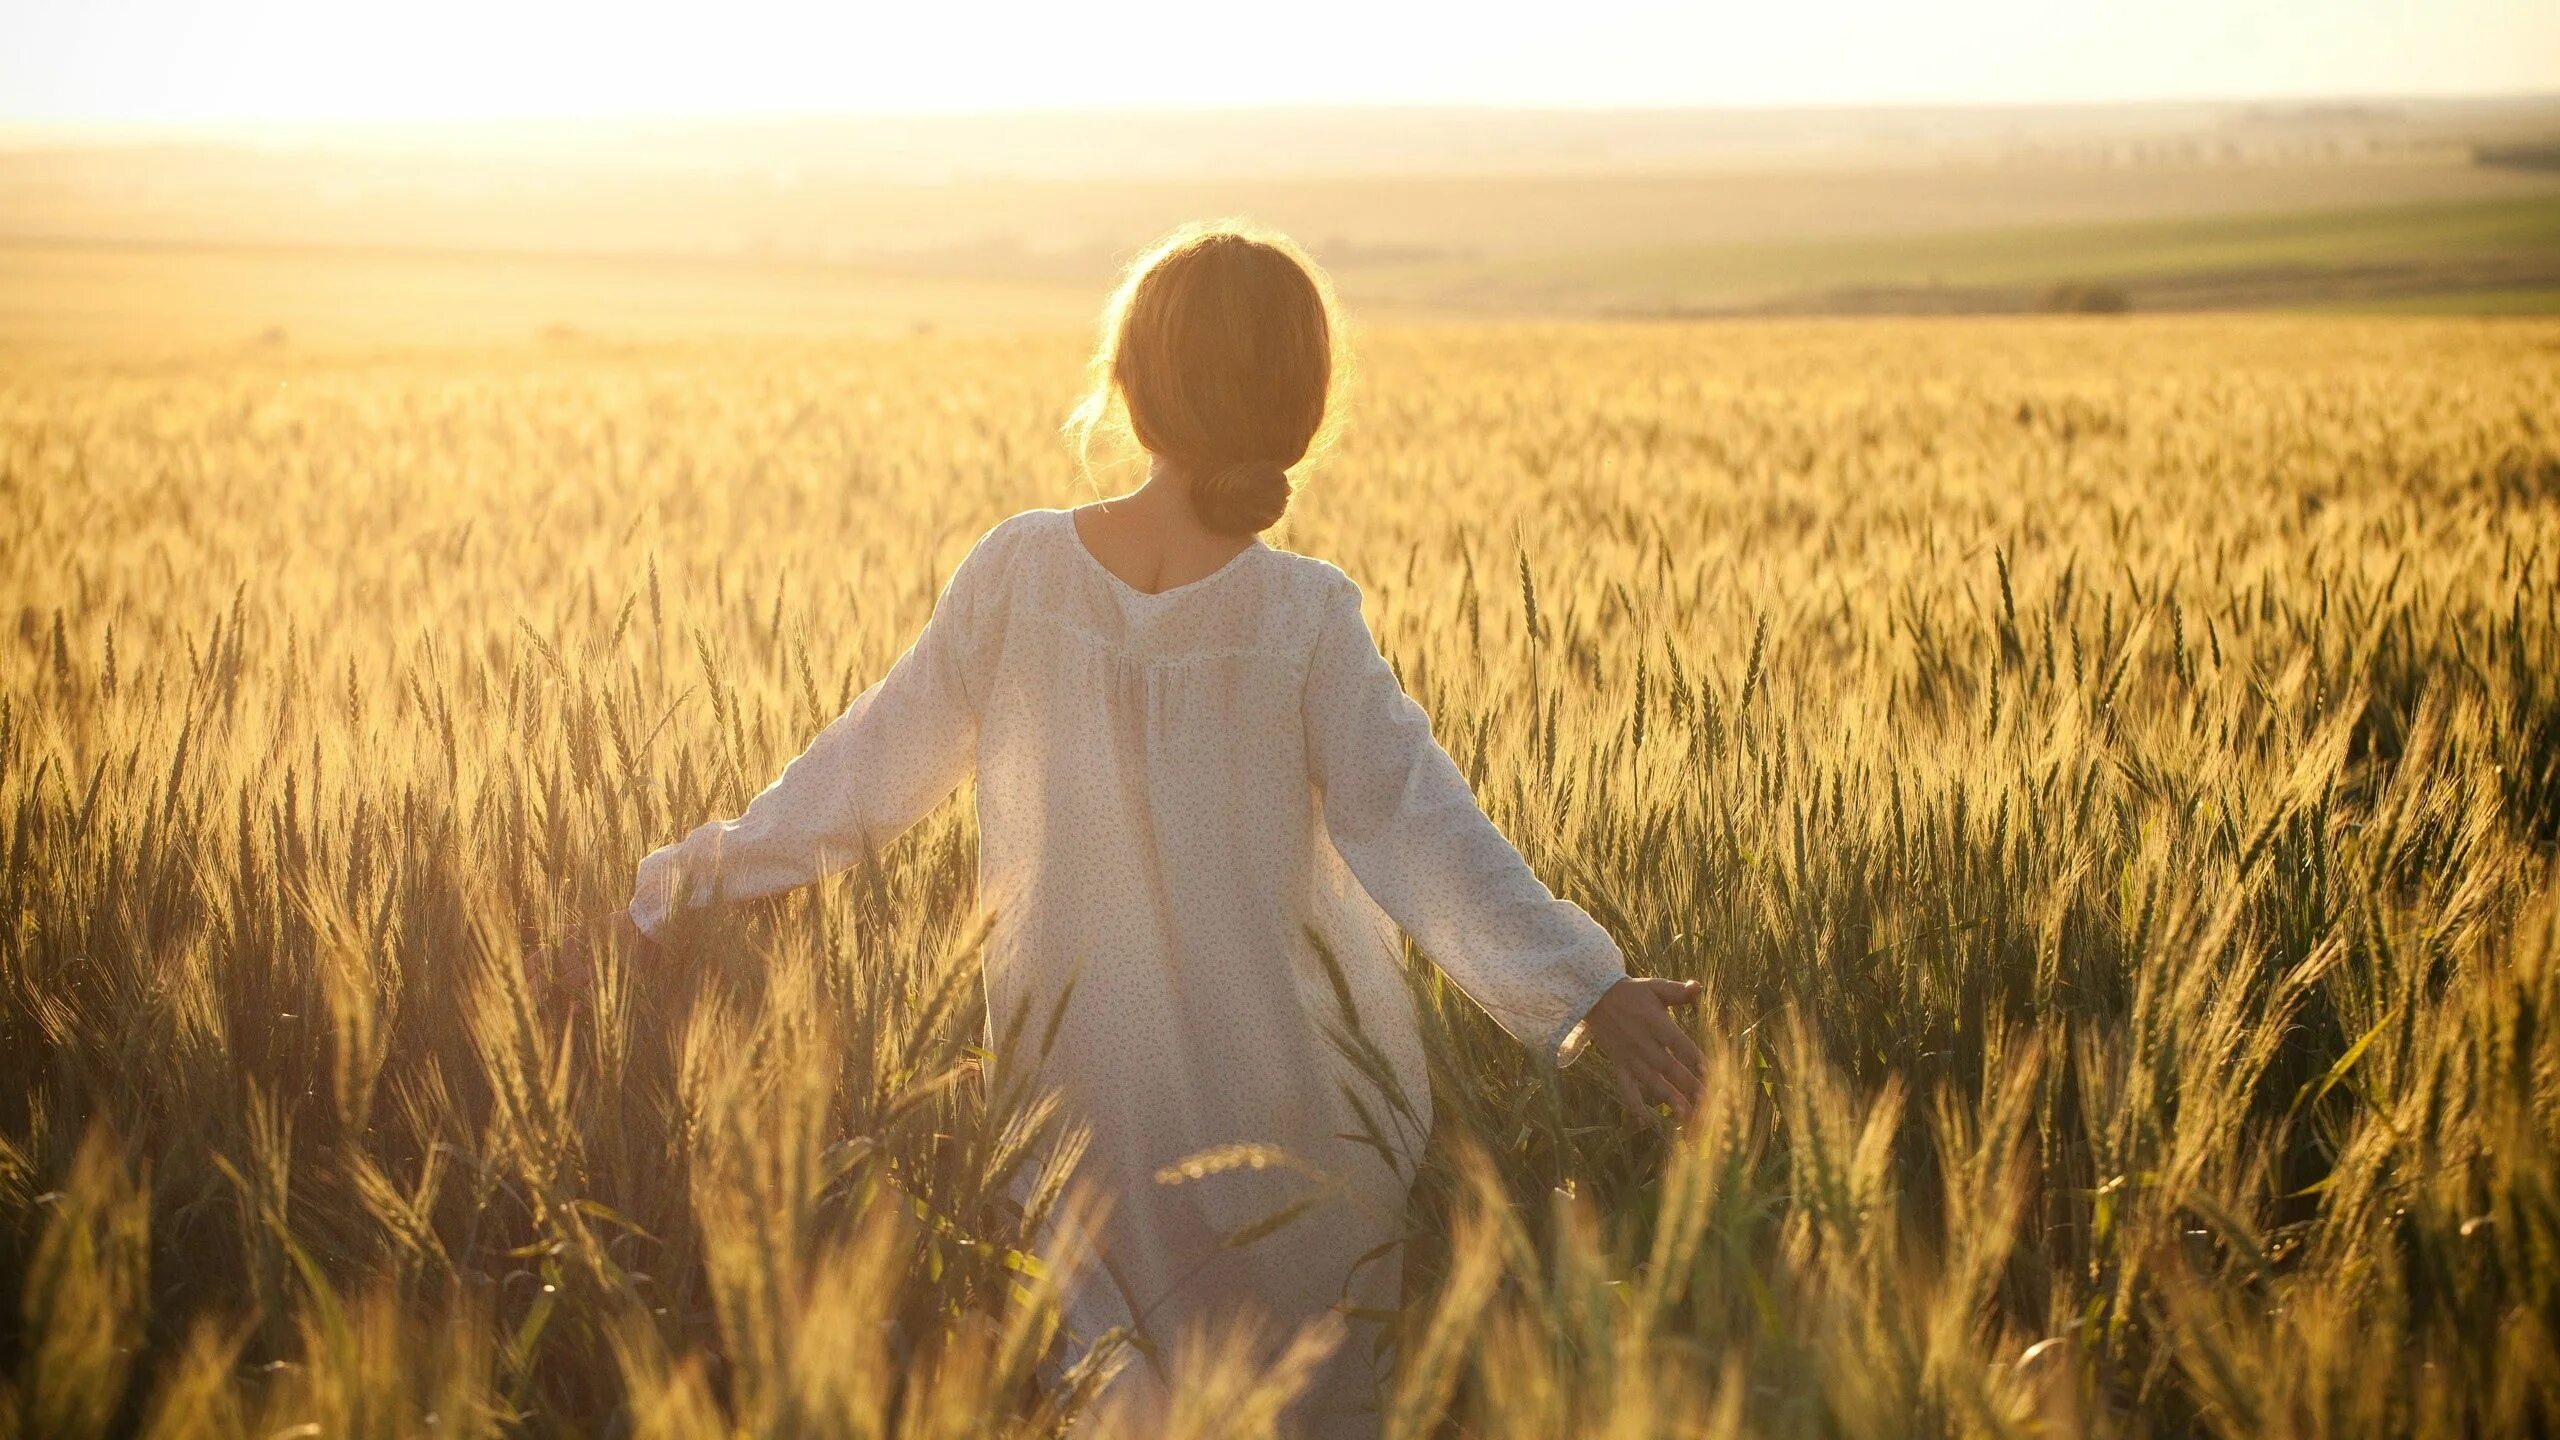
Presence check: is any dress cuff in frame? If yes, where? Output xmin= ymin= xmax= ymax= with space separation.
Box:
xmin=626 ymin=843 xmax=686 ymax=943
xmin=1543 ymin=954 xmax=1629 ymax=1070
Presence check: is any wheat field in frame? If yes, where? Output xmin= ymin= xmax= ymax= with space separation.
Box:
xmin=2 ymin=315 xmax=2556 ymax=1437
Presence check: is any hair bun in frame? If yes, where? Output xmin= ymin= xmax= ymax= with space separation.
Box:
xmin=1190 ymin=460 xmax=1293 ymax=536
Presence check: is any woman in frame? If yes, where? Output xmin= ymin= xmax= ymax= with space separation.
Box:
xmin=589 ymin=221 xmax=1704 ymax=1436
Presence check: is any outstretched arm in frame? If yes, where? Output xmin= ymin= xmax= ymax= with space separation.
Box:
xmin=627 ymin=536 xmax=997 ymax=940
xmin=1303 ymin=577 xmax=1704 ymax=1117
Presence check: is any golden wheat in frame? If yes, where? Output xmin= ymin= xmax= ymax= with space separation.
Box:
xmin=2 ymin=316 xmax=2556 ymax=1438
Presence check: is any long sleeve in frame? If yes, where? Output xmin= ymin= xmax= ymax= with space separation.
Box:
xmin=1302 ymin=578 xmax=1627 ymax=1066
xmin=627 ymin=531 xmax=999 ymax=940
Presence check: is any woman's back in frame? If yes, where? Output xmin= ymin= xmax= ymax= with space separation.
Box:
xmin=971 ymin=505 xmax=1436 ymax=1434
xmin=631 ymin=502 xmax=1629 ymax=1434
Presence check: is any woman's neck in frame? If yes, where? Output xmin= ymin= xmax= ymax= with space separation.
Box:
xmin=1099 ymin=456 xmax=1211 ymax=534
xmin=1072 ymin=454 xmax=1257 ymax=594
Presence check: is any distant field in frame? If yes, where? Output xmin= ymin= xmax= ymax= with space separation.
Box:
xmin=0 ymin=242 xmax=1103 ymax=358
xmin=2297 ymin=284 xmax=2560 ymax=315
xmin=8 ymin=103 xmax=2560 ymax=349
xmin=6 ymin=191 xmax=2559 ymax=358
xmin=9 ymin=152 xmax=2552 ymax=270
xmin=1357 ymin=194 xmax=2560 ymax=315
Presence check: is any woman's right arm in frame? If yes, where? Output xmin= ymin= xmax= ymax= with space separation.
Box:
xmin=626 ymin=521 xmax=1008 ymax=940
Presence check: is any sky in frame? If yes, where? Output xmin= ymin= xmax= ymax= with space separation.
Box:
xmin=5 ymin=0 xmax=2556 ymax=124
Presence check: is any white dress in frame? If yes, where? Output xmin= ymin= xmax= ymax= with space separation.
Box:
xmin=628 ymin=507 xmax=1628 ymax=1436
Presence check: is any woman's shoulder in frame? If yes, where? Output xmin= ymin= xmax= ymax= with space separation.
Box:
xmin=1244 ymin=544 xmax=1376 ymax=664
xmin=973 ymin=506 xmax=1067 ymax=553
xmin=947 ymin=507 xmax=1065 ymax=584
xmin=1252 ymin=538 xmax=1360 ymax=602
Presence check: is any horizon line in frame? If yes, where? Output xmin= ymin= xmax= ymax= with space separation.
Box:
xmin=4 ymin=87 xmax=2556 ymax=136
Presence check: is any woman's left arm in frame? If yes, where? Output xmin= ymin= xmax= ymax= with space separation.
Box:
xmin=626 ymin=526 xmax=1004 ymax=941
xmin=1303 ymin=574 xmax=1705 ymax=1118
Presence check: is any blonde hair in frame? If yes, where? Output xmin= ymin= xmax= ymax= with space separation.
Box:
xmin=1066 ymin=220 xmax=1348 ymax=535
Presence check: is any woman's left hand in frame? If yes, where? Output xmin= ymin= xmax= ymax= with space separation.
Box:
xmin=1582 ymin=976 xmax=1706 ymax=1123
xmin=527 ymin=908 xmax=648 ymax=1016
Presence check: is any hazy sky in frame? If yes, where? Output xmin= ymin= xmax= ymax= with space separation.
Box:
xmin=7 ymin=0 xmax=2556 ymax=123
